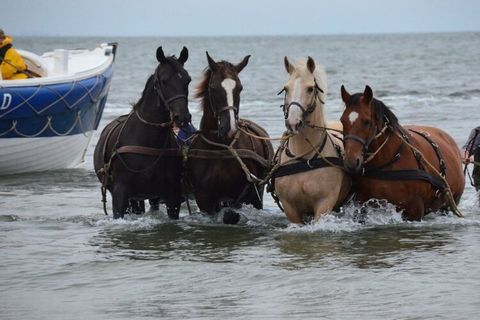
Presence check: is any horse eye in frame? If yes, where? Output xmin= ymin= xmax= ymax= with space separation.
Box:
xmin=363 ymin=119 xmax=371 ymax=126
xmin=307 ymin=86 xmax=314 ymax=94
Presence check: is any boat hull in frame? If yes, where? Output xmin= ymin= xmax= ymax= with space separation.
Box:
xmin=0 ymin=131 xmax=94 ymax=175
xmin=0 ymin=44 xmax=116 ymax=175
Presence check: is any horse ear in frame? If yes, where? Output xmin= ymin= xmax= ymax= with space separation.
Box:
xmin=235 ymin=55 xmax=251 ymax=73
xmin=307 ymin=56 xmax=315 ymax=74
xmin=206 ymin=51 xmax=217 ymax=71
xmin=178 ymin=46 xmax=188 ymax=65
xmin=156 ymin=46 xmax=167 ymax=64
xmin=284 ymin=56 xmax=294 ymax=74
xmin=341 ymin=85 xmax=351 ymax=103
xmin=363 ymin=85 xmax=373 ymax=103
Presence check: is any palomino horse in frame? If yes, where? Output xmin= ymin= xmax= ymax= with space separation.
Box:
xmin=187 ymin=52 xmax=273 ymax=224
xmin=272 ymin=57 xmax=351 ymax=223
xmin=94 ymin=47 xmax=192 ymax=219
xmin=340 ymin=85 xmax=464 ymax=220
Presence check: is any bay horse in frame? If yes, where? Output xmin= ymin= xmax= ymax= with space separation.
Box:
xmin=340 ymin=85 xmax=464 ymax=220
xmin=94 ymin=47 xmax=192 ymax=219
xmin=271 ymin=57 xmax=351 ymax=224
xmin=186 ymin=52 xmax=273 ymax=224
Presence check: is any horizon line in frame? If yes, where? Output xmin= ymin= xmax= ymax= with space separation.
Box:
xmin=13 ymin=30 xmax=479 ymax=38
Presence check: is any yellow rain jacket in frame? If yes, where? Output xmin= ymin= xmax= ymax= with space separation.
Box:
xmin=0 ymin=36 xmax=28 ymax=80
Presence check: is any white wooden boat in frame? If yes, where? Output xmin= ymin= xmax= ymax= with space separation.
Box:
xmin=0 ymin=42 xmax=117 ymax=175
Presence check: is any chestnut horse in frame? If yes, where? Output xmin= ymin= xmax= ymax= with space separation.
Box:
xmin=187 ymin=52 xmax=273 ymax=224
xmin=272 ymin=57 xmax=351 ymax=224
xmin=340 ymin=85 xmax=464 ymax=220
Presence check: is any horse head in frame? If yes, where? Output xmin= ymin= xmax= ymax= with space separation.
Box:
xmin=281 ymin=56 xmax=327 ymax=133
xmin=154 ymin=46 xmax=192 ymax=128
xmin=201 ymin=52 xmax=250 ymax=139
xmin=341 ymin=85 xmax=400 ymax=174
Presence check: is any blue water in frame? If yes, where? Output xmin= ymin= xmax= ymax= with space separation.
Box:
xmin=1 ymin=33 xmax=480 ymax=319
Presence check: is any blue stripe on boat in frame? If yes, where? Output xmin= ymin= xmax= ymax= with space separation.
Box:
xmin=0 ymin=65 xmax=113 ymax=138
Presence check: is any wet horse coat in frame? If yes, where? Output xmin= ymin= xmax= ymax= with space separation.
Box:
xmin=340 ymin=85 xmax=464 ymax=220
xmin=93 ymin=47 xmax=192 ymax=219
xmin=186 ymin=53 xmax=273 ymax=224
xmin=273 ymin=57 xmax=351 ymax=223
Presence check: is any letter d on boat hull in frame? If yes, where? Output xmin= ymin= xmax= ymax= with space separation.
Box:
xmin=1 ymin=93 xmax=12 ymax=110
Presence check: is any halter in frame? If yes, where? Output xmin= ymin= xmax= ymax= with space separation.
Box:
xmin=207 ymin=73 xmax=239 ymax=128
xmin=278 ymin=79 xmax=324 ymax=124
xmin=343 ymin=111 xmax=390 ymax=164
xmin=153 ymin=68 xmax=189 ymax=111
xmin=136 ymin=66 xmax=189 ymax=127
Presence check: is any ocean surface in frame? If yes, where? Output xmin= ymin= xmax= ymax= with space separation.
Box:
xmin=1 ymin=33 xmax=480 ymax=319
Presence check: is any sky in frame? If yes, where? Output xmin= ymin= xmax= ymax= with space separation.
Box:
xmin=2 ymin=0 xmax=480 ymax=36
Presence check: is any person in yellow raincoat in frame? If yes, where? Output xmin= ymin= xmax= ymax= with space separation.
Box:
xmin=0 ymin=29 xmax=28 ymax=80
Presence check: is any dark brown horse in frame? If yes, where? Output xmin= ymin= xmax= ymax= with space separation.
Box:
xmin=94 ymin=47 xmax=191 ymax=219
xmin=186 ymin=52 xmax=273 ymax=224
xmin=340 ymin=85 xmax=464 ymax=220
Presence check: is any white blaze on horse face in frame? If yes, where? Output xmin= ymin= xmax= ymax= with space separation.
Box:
xmin=287 ymin=78 xmax=304 ymax=130
xmin=348 ymin=111 xmax=359 ymax=125
xmin=221 ymin=78 xmax=237 ymax=137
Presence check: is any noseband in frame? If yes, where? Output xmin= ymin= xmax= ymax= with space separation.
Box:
xmin=343 ymin=114 xmax=390 ymax=161
xmin=207 ymin=74 xmax=239 ymax=125
xmin=153 ymin=69 xmax=188 ymax=111
xmin=279 ymin=79 xmax=324 ymax=123
xmin=135 ymin=66 xmax=189 ymax=128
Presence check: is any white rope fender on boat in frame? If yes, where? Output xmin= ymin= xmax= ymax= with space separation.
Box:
xmin=0 ymin=74 xmax=105 ymax=138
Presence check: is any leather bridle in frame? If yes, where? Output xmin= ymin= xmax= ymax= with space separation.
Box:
xmin=207 ymin=74 xmax=239 ymax=128
xmin=278 ymin=79 xmax=324 ymax=128
xmin=136 ymin=66 xmax=190 ymax=128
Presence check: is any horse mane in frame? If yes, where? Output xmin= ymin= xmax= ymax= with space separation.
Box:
xmin=194 ymin=61 xmax=238 ymax=110
xmin=133 ymin=75 xmax=154 ymax=109
xmin=349 ymin=93 xmax=406 ymax=135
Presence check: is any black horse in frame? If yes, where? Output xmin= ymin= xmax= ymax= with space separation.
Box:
xmin=94 ymin=46 xmax=192 ymax=219
xmin=186 ymin=52 xmax=273 ymax=224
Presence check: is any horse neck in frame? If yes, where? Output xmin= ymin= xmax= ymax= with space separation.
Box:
xmin=199 ymin=94 xmax=220 ymax=137
xmin=366 ymin=127 xmax=404 ymax=168
xmin=288 ymin=99 xmax=327 ymax=156
xmin=136 ymin=82 xmax=169 ymax=123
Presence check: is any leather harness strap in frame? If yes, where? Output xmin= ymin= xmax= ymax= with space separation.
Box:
xmin=272 ymin=156 xmax=344 ymax=179
xmin=116 ymin=145 xmax=182 ymax=157
xmin=187 ymin=148 xmax=270 ymax=168
xmin=362 ymin=168 xmax=446 ymax=191
xmin=360 ymin=129 xmax=448 ymax=192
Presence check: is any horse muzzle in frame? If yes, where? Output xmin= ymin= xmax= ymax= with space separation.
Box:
xmin=344 ymin=157 xmax=363 ymax=175
xmin=285 ymin=119 xmax=304 ymax=133
xmin=173 ymin=113 xmax=192 ymax=128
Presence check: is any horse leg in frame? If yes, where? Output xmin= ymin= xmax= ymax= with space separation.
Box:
xmin=111 ymin=185 xmax=130 ymax=219
xmin=403 ymin=197 xmax=425 ymax=221
xmin=282 ymin=202 xmax=303 ymax=224
xmin=149 ymin=198 xmax=160 ymax=211
xmin=250 ymin=185 xmax=264 ymax=210
xmin=166 ymin=205 xmax=180 ymax=220
xmin=129 ymin=200 xmax=145 ymax=215
xmin=313 ymin=199 xmax=335 ymax=222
